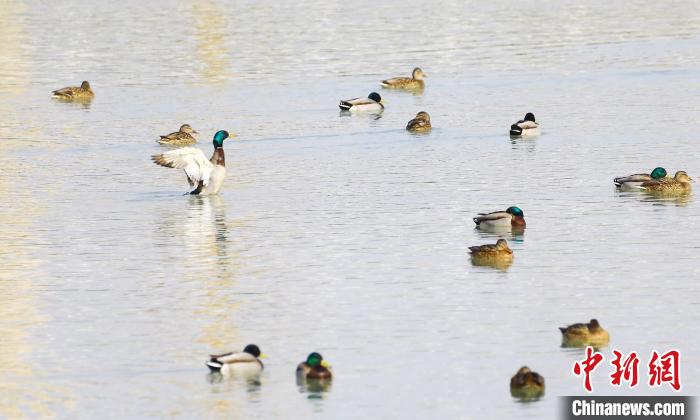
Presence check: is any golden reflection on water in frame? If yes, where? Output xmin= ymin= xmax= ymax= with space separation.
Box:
xmin=0 ymin=2 xmax=74 ymax=417
xmin=189 ymin=0 xmax=233 ymax=84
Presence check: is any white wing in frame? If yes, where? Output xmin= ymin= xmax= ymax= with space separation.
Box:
xmin=152 ymin=147 xmax=213 ymax=187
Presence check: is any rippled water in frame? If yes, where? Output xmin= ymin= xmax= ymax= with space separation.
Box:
xmin=1 ymin=0 xmax=699 ymax=418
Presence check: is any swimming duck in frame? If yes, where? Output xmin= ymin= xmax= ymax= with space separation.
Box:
xmin=406 ymin=111 xmax=431 ymax=133
xmin=380 ymin=67 xmax=427 ymax=90
xmin=296 ymin=352 xmax=332 ymax=380
xmin=473 ymin=206 xmax=526 ymax=229
xmin=206 ymin=344 xmax=265 ymax=375
xmin=509 ymin=113 xmax=539 ymax=136
xmin=52 ymin=81 xmax=94 ymax=100
xmin=614 ymin=167 xmax=668 ymax=189
xmin=469 ymin=239 xmax=513 ymax=259
xmin=639 ymin=170 xmax=693 ymax=194
xmin=157 ymin=124 xmax=198 ymax=146
xmin=510 ymin=366 xmax=545 ymax=399
xmin=152 ymin=130 xmax=233 ymax=195
xmin=559 ymin=319 xmax=610 ymax=348
xmin=339 ymin=92 xmax=384 ymax=112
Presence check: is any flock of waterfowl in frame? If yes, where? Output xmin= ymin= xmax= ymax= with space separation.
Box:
xmin=51 ymin=68 xmax=691 ymax=400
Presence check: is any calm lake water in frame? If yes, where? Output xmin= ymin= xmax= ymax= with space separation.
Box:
xmin=1 ymin=0 xmax=699 ymax=418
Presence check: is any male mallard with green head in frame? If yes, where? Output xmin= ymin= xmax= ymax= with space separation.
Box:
xmin=559 ymin=319 xmax=610 ymax=347
xmin=206 ymin=344 xmax=265 ymax=375
xmin=52 ymin=81 xmax=94 ymax=100
xmin=339 ymin=92 xmax=384 ymax=112
xmin=406 ymin=111 xmax=431 ymax=133
xmin=380 ymin=67 xmax=426 ymax=90
xmin=614 ymin=167 xmax=668 ymax=189
xmin=152 ymin=130 xmax=233 ymax=195
xmin=296 ymin=352 xmax=332 ymax=380
xmin=158 ymin=124 xmax=198 ymax=146
xmin=473 ymin=206 xmax=526 ymax=229
xmin=510 ymin=366 xmax=545 ymax=399
xmin=509 ymin=113 xmax=539 ymax=136
xmin=639 ymin=170 xmax=693 ymax=194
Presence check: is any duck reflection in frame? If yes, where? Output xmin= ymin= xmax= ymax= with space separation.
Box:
xmin=338 ymin=110 xmax=383 ymax=121
xmin=615 ymin=190 xmax=692 ymax=207
xmin=474 ymin=224 xmax=525 ymax=242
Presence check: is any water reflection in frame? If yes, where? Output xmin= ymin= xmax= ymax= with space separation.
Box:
xmin=338 ymin=110 xmax=383 ymax=120
xmin=474 ymin=225 xmax=525 ymax=242
xmin=188 ymin=0 xmax=233 ymax=84
xmin=51 ymin=96 xmax=93 ymax=109
xmin=470 ymin=255 xmax=514 ymax=271
xmin=615 ymin=190 xmax=692 ymax=207
xmin=296 ymin=376 xmax=332 ymax=398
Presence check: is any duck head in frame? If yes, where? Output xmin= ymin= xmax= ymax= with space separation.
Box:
xmin=412 ymin=67 xmax=426 ymax=80
xmin=495 ymin=239 xmax=510 ymax=250
xmin=524 ymin=113 xmax=536 ymax=122
xmin=674 ymin=171 xmax=693 ymax=182
xmin=243 ymin=344 xmax=265 ymax=358
xmin=506 ymin=206 xmax=524 ymax=218
xmin=306 ymin=352 xmax=331 ymax=368
xmin=588 ymin=319 xmax=600 ymax=329
xmin=212 ymin=130 xmax=232 ymax=148
xmin=415 ymin=111 xmax=430 ymax=121
xmin=180 ymin=124 xmax=197 ymax=134
xmin=368 ymin=92 xmax=382 ymax=103
xmin=650 ymin=167 xmax=667 ymax=179
xmin=80 ymin=81 xmax=91 ymax=90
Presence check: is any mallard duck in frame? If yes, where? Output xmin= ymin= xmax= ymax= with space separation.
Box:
xmin=510 ymin=366 xmax=545 ymax=399
xmin=52 ymin=81 xmax=94 ymax=100
xmin=152 ymin=130 xmax=233 ymax=195
xmin=473 ymin=206 xmax=526 ymax=229
xmin=509 ymin=113 xmax=539 ymax=136
xmin=469 ymin=239 xmax=513 ymax=259
xmin=639 ymin=170 xmax=693 ymax=194
xmin=614 ymin=167 xmax=668 ymax=189
xmin=157 ymin=124 xmax=198 ymax=146
xmin=296 ymin=352 xmax=332 ymax=380
xmin=559 ymin=319 xmax=610 ymax=347
xmin=380 ymin=67 xmax=426 ymax=90
xmin=406 ymin=111 xmax=431 ymax=133
xmin=206 ymin=344 xmax=265 ymax=375
xmin=339 ymin=92 xmax=384 ymax=112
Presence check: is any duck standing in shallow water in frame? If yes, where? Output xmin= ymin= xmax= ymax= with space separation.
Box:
xmin=380 ymin=67 xmax=427 ymax=90
xmin=406 ymin=111 xmax=431 ymax=133
xmin=559 ymin=319 xmax=610 ymax=348
xmin=510 ymin=367 xmax=545 ymax=399
xmin=52 ymin=81 xmax=94 ymax=100
xmin=296 ymin=352 xmax=332 ymax=380
xmin=157 ymin=124 xmax=198 ymax=146
xmin=339 ymin=92 xmax=384 ymax=112
xmin=614 ymin=167 xmax=667 ymax=189
xmin=473 ymin=206 xmax=526 ymax=229
xmin=509 ymin=113 xmax=539 ymax=136
xmin=152 ymin=130 xmax=232 ymax=195
xmin=639 ymin=170 xmax=693 ymax=194
xmin=206 ymin=344 xmax=265 ymax=375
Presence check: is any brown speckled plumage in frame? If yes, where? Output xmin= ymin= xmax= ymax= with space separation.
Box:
xmin=380 ymin=67 xmax=426 ymax=90
xmin=52 ymin=81 xmax=94 ymax=100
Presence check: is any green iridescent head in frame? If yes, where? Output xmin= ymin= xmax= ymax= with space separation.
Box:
xmin=212 ymin=130 xmax=230 ymax=148
xmin=650 ymin=167 xmax=667 ymax=179
xmin=506 ymin=206 xmax=524 ymax=217
xmin=306 ymin=352 xmax=331 ymax=368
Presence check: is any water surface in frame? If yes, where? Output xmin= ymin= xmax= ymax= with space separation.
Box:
xmin=1 ymin=0 xmax=699 ymax=418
